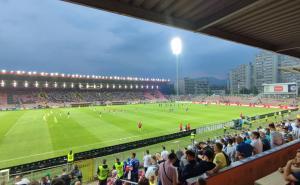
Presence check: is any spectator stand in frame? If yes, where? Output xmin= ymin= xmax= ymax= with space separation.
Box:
xmin=3 ymin=109 xmax=298 ymax=184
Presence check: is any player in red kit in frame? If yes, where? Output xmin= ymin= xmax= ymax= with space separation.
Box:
xmin=179 ymin=123 xmax=183 ymax=131
xmin=138 ymin=121 xmax=142 ymax=132
xmin=187 ymin=123 xmax=191 ymax=131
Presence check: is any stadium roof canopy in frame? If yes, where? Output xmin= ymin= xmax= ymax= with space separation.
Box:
xmin=279 ymin=65 xmax=300 ymax=74
xmin=64 ymin=0 xmax=300 ymax=58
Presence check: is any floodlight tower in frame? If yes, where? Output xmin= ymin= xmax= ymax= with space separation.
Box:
xmin=170 ymin=37 xmax=182 ymax=97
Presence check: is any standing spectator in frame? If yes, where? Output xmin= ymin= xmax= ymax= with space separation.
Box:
xmin=28 ymin=181 xmax=39 ymax=185
xmin=225 ymin=138 xmax=236 ymax=163
xmin=269 ymin=123 xmax=284 ymax=148
xmin=129 ymin=153 xmax=140 ymax=183
xmin=158 ymin=153 xmax=179 ymax=185
xmin=114 ymin=158 xmax=124 ymax=179
xmin=143 ymin=150 xmax=152 ymax=173
xmin=145 ymin=155 xmax=159 ymax=185
xmin=161 ymin=146 xmax=169 ymax=161
xmin=155 ymin=153 xmax=165 ymax=164
xmin=40 ymin=176 xmax=50 ymax=185
xmin=15 ymin=175 xmax=30 ymax=185
xmin=179 ymin=148 xmax=189 ymax=169
xmin=97 ymin=159 xmax=109 ymax=185
xmin=71 ymin=165 xmax=82 ymax=183
xmin=60 ymin=169 xmax=71 ymax=185
xmin=74 ymin=182 xmax=80 ymax=185
xmin=236 ymin=136 xmax=253 ymax=160
xmin=51 ymin=178 xmax=65 ymax=185
xmin=250 ymin=131 xmax=263 ymax=154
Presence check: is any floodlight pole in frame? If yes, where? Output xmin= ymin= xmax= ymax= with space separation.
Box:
xmin=176 ymin=54 xmax=179 ymax=96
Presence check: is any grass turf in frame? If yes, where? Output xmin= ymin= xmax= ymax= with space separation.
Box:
xmin=0 ymin=103 xmax=278 ymax=168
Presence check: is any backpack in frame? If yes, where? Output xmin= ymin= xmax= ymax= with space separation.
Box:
xmin=222 ymin=151 xmax=231 ymax=166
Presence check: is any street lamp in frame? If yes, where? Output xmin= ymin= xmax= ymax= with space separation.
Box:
xmin=170 ymin=37 xmax=182 ymax=97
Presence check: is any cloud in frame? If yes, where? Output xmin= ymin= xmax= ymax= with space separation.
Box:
xmin=0 ymin=0 xmax=259 ymax=80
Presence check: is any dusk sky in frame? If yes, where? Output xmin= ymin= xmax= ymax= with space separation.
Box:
xmin=0 ymin=0 xmax=260 ymax=80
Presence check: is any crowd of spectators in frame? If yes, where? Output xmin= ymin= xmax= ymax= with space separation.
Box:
xmin=13 ymin=165 xmax=82 ymax=185
xmin=89 ymin=116 xmax=300 ymax=185
xmin=2 ymin=90 xmax=299 ymax=110
xmin=5 ymin=90 xmax=166 ymax=107
xmin=11 ymin=115 xmax=300 ymax=185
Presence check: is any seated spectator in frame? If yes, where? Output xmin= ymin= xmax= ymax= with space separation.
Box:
xmin=225 ymin=138 xmax=236 ymax=163
xmin=236 ymin=136 xmax=253 ymax=160
xmin=283 ymin=149 xmax=300 ymax=185
xmin=198 ymin=142 xmax=214 ymax=160
xmin=158 ymin=153 xmax=179 ymax=185
xmin=209 ymin=143 xmax=229 ymax=174
xmin=197 ymin=178 xmax=207 ymax=185
xmin=259 ymin=131 xmax=271 ymax=151
xmin=292 ymin=116 xmax=300 ymax=139
xmin=269 ymin=123 xmax=284 ymax=148
xmin=181 ymin=150 xmax=202 ymax=182
xmin=250 ymin=131 xmax=263 ymax=154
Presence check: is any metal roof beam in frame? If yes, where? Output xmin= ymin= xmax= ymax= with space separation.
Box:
xmin=202 ymin=28 xmax=276 ymax=51
xmin=63 ymin=0 xmax=196 ymax=30
xmin=195 ymin=0 xmax=260 ymax=31
xmin=276 ymin=42 xmax=300 ymax=52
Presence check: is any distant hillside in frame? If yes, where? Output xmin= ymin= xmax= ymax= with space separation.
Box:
xmin=197 ymin=77 xmax=227 ymax=87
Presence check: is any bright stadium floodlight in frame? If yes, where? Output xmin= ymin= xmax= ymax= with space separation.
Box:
xmin=171 ymin=37 xmax=182 ymax=55
xmin=170 ymin=37 xmax=182 ymax=97
xmin=13 ymin=80 xmax=17 ymax=88
xmin=0 ymin=80 xmax=5 ymax=87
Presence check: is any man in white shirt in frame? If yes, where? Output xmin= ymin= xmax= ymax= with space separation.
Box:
xmin=161 ymin=146 xmax=169 ymax=161
xmin=143 ymin=150 xmax=152 ymax=172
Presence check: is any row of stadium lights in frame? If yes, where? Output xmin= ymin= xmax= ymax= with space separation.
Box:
xmin=0 ymin=80 xmax=159 ymax=89
xmin=0 ymin=70 xmax=170 ymax=82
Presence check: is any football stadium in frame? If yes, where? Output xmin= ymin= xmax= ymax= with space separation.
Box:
xmin=0 ymin=69 xmax=284 ymax=169
xmin=1 ymin=1 xmax=300 ymax=185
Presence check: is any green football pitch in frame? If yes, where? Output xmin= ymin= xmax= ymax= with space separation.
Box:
xmin=0 ymin=103 xmax=278 ymax=168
